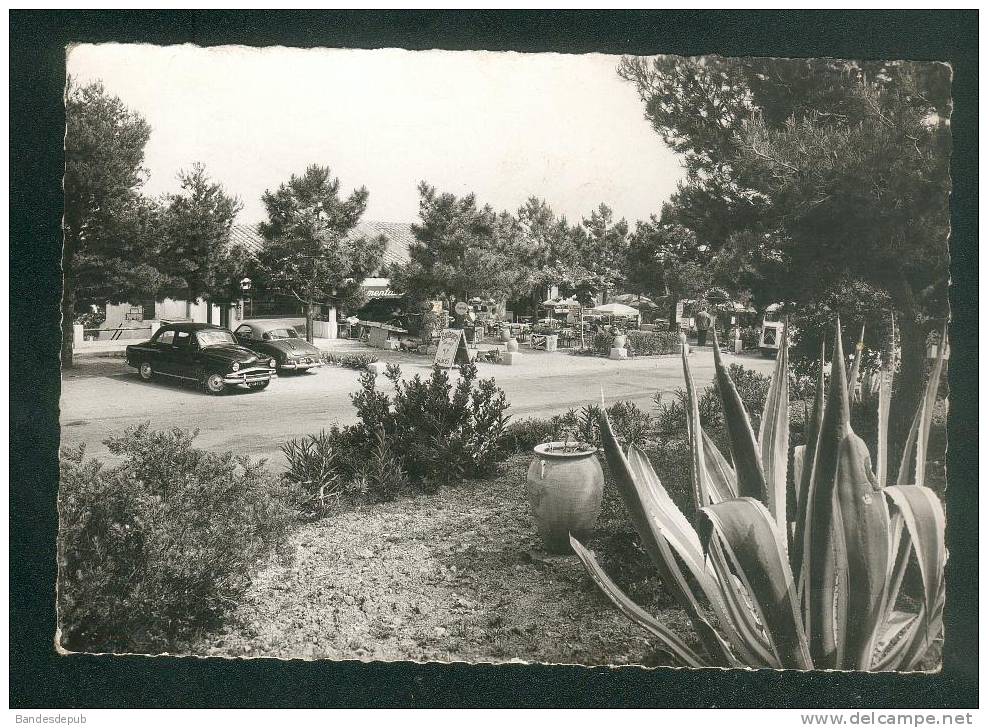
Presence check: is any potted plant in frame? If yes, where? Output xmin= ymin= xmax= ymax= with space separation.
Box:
xmin=526 ymin=433 xmax=604 ymax=554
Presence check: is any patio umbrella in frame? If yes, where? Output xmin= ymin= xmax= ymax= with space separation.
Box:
xmin=611 ymin=293 xmax=656 ymax=308
xmin=591 ymin=302 xmax=640 ymax=317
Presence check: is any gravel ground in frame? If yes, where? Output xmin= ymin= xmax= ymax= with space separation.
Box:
xmin=195 ymin=455 xmax=691 ymax=666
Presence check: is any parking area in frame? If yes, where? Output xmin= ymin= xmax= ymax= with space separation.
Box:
xmin=60 ymin=343 xmax=775 ymax=466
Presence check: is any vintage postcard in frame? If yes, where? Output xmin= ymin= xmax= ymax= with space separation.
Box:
xmin=57 ymin=44 xmax=950 ymax=671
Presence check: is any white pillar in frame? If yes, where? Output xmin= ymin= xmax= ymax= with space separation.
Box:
xmin=73 ymin=324 xmax=84 ymax=346
xmin=325 ymin=306 xmax=338 ymax=339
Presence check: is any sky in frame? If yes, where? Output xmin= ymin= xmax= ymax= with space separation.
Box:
xmin=67 ymin=44 xmax=685 ymax=227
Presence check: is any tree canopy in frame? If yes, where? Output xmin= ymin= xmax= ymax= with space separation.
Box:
xmin=256 ymin=165 xmax=386 ymax=339
xmin=619 ymin=54 xmax=952 ymax=446
xmin=618 ymin=55 xmax=951 ymax=332
xmin=62 ymin=79 xmax=164 ymax=365
xmin=158 ymin=163 xmax=243 ymax=304
xmin=390 ymin=182 xmax=532 ymax=306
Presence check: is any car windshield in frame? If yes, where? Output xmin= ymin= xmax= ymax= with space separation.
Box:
xmin=265 ymin=327 xmax=301 ymax=340
xmin=196 ymin=330 xmax=238 ymax=347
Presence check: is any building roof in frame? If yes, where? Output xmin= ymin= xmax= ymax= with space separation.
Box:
xmin=228 ymin=221 xmax=414 ymax=270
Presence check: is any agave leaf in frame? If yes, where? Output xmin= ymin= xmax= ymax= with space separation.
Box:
xmin=884 ymin=485 xmax=946 ymax=670
xmin=698 ymin=498 xmax=813 ymax=670
xmin=792 ymin=342 xmax=826 ymax=583
xmin=758 ymin=319 xmax=790 ymax=534
xmin=623 ymin=446 xmax=768 ymax=667
xmin=597 ymin=412 xmax=735 ymax=665
xmin=875 ymin=321 xmax=895 ymax=488
xmin=833 ymin=431 xmax=890 ymax=669
xmin=702 ymin=429 xmax=738 ymax=503
xmin=681 ymin=345 xmax=711 ymax=511
xmin=897 ymin=327 xmax=947 ymax=487
xmin=570 ymin=537 xmax=708 ymax=668
xmin=847 ymin=324 xmax=866 ymax=402
xmin=625 ymin=445 xmax=704 ymax=560
xmin=703 ymin=534 xmax=781 ymax=668
xmin=871 ymin=611 xmax=920 ymax=671
xmin=802 ymin=322 xmax=851 ymax=668
xmin=711 ymin=329 xmax=767 ymax=503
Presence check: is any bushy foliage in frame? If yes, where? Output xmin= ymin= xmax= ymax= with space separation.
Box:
xmin=740 ymin=325 xmax=761 ymax=350
xmin=320 ymin=351 xmax=379 ymax=369
xmin=591 ymin=331 xmax=615 ymax=355
xmin=502 ymin=401 xmax=653 ymax=453
xmin=336 ymin=363 xmax=511 ymax=491
xmin=57 ymin=424 xmax=297 ymax=654
xmin=281 ymin=428 xmax=369 ymax=516
xmin=626 ymin=330 xmax=681 ymax=356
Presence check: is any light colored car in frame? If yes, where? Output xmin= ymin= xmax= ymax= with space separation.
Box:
xmin=233 ymin=321 xmax=323 ymax=373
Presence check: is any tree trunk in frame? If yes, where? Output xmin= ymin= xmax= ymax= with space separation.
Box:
xmin=304 ymin=303 xmax=314 ymax=344
xmin=60 ymin=229 xmax=76 ymax=368
xmin=889 ymin=313 xmax=930 ymax=477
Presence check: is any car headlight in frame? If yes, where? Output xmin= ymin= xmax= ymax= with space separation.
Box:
xmin=269 ymin=358 xmax=277 ymax=368
xmin=231 ymin=362 xmax=240 ymax=372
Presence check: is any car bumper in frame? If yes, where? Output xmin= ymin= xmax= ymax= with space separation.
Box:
xmin=223 ymin=368 xmax=276 ymax=384
xmin=278 ymin=361 xmax=322 ymax=371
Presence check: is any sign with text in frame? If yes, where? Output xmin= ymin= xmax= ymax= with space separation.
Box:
xmin=433 ymin=328 xmax=471 ymax=368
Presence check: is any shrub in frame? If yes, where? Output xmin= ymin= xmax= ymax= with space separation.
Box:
xmin=281 ymin=428 xmax=366 ymax=516
xmin=360 ymin=428 xmax=408 ymax=501
xmin=591 ymin=332 xmax=614 ymax=355
xmin=625 ymin=330 xmax=681 ymax=356
xmin=740 ymin=325 xmax=761 ymax=350
xmin=57 ymin=425 xmax=297 ymax=654
xmin=347 ymin=363 xmax=511 ymax=490
xmin=501 ymin=402 xmax=652 ymax=453
xmin=321 ymin=352 xmax=379 ymax=369
xmin=500 ymin=411 xmax=577 ymax=453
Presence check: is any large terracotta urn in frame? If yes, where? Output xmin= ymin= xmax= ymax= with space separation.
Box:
xmin=500 ymin=325 xmax=512 ymax=342
xmin=612 ymin=334 xmax=627 ymax=349
xmin=526 ymin=442 xmax=604 ymax=554
xmin=506 ymin=338 xmax=519 ymax=352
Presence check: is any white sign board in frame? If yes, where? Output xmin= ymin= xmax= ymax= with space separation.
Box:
xmin=433 ymin=328 xmax=470 ymax=368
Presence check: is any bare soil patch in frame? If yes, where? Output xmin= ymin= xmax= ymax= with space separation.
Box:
xmin=197 ymin=455 xmax=691 ymax=666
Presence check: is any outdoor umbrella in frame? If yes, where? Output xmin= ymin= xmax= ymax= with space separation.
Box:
xmin=591 ymin=302 xmax=640 ymax=317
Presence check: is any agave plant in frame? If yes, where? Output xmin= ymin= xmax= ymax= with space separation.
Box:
xmin=571 ymin=320 xmax=947 ymax=670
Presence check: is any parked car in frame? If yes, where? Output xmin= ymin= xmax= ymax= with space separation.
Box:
xmin=126 ymin=322 xmax=277 ymax=395
xmin=233 ymin=320 xmax=323 ymax=373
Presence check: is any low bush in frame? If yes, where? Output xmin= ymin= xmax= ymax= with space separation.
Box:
xmin=57 ymin=424 xmax=297 ymax=654
xmin=740 ymin=325 xmax=761 ymax=350
xmin=625 ymin=330 xmax=681 ymax=356
xmin=292 ymin=363 xmax=511 ymax=496
xmin=321 ymin=352 xmax=379 ymax=369
xmin=501 ymin=401 xmax=653 ymax=453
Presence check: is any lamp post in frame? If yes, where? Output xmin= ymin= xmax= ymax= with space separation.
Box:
xmin=239 ymin=277 xmax=252 ymax=323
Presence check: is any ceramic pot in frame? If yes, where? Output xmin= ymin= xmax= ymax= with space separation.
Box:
xmin=500 ymin=326 xmax=512 ymax=342
xmin=506 ymin=338 xmax=519 ymax=352
xmin=526 ymin=442 xmax=604 ymax=553
xmin=612 ymin=334 xmax=627 ymax=349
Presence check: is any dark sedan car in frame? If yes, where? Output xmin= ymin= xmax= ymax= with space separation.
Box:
xmin=126 ymin=322 xmax=277 ymax=395
xmin=233 ymin=320 xmax=323 ymax=373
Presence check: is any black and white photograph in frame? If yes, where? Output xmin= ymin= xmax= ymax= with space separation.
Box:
xmin=52 ymin=39 xmax=954 ymax=674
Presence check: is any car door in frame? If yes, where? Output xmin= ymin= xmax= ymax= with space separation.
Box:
xmin=170 ymin=329 xmax=198 ymax=378
xmin=234 ymin=324 xmax=254 ymax=349
xmin=150 ymin=328 xmax=179 ymax=375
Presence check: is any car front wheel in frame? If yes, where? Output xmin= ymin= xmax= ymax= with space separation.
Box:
xmin=139 ymin=362 xmax=154 ymax=381
xmin=203 ymin=372 xmax=227 ymax=395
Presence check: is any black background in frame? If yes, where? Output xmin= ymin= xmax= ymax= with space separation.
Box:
xmin=9 ymin=10 xmax=979 ymax=708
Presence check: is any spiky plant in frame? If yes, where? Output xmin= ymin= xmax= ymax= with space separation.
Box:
xmin=571 ymin=321 xmax=947 ymax=670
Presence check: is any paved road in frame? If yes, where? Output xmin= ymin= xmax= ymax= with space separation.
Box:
xmin=60 ymin=345 xmax=775 ymax=468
